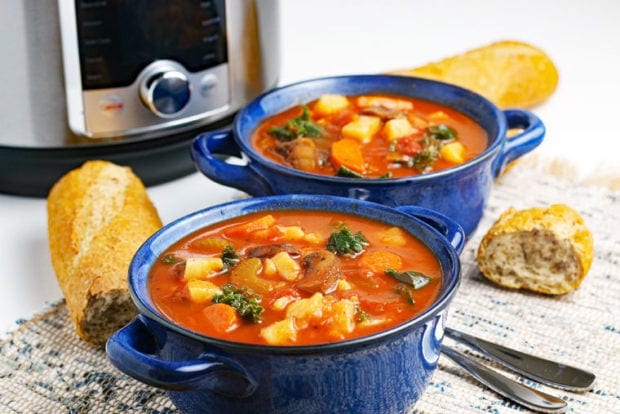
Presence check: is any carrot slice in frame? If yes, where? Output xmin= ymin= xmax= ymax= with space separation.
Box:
xmin=202 ymin=303 xmax=240 ymax=334
xmin=224 ymin=214 xmax=276 ymax=237
xmin=331 ymin=138 xmax=366 ymax=173
xmin=360 ymin=250 xmax=403 ymax=273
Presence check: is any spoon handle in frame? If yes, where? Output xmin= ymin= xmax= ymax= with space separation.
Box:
xmin=445 ymin=327 xmax=596 ymax=391
xmin=441 ymin=345 xmax=567 ymax=413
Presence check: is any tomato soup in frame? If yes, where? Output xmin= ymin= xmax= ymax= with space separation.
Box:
xmin=251 ymin=94 xmax=488 ymax=178
xmin=252 ymin=95 xmax=488 ymax=178
xmin=149 ymin=210 xmax=442 ymax=346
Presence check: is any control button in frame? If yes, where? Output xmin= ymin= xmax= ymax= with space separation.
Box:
xmin=140 ymin=71 xmax=191 ymax=118
xmin=200 ymin=73 xmax=218 ymax=96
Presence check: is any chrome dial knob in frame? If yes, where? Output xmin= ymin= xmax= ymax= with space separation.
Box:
xmin=140 ymin=70 xmax=191 ymax=118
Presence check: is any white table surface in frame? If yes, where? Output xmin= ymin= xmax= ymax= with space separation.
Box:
xmin=1 ymin=0 xmax=619 ymax=334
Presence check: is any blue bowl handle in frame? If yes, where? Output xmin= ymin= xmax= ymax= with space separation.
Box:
xmin=492 ymin=109 xmax=545 ymax=177
xmin=106 ymin=315 xmax=258 ymax=398
xmin=191 ymin=130 xmax=273 ymax=196
xmin=395 ymin=205 xmax=465 ymax=255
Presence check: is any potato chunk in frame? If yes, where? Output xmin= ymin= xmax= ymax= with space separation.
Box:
xmin=355 ymin=96 xmax=414 ymax=110
xmin=378 ymin=227 xmax=407 ymax=247
xmin=286 ymin=292 xmax=324 ymax=328
xmin=382 ymin=118 xmax=415 ymax=141
xmin=303 ymin=232 xmax=323 ymax=244
xmin=279 ymin=225 xmax=305 ymax=241
xmin=342 ymin=116 xmax=381 ymax=143
xmin=260 ymin=318 xmax=297 ymax=345
xmin=262 ymin=257 xmax=277 ymax=276
xmin=440 ymin=141 xmax=466 ymax=164
xmin=271 ymin=251 xmax=301 ymax=281
xmin=186 ymin=279 xmax=222 ymax=303
xmin=183 ymin=257 xmax=224 ymax=280
xmin=326 ymin=299 xmax=357 ymax=339
xmin=314 ymin=94 xmax=350 ymax=116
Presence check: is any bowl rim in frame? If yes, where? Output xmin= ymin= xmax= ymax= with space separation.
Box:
xmin=128 ymin=194 xmax=461 ymax=354
xmin=231 ymin=73 xmax=506 ymax=183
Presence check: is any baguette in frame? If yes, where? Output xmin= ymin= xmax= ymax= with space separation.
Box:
xmin=477 ymin=204 xmax=593 ymax=295
xmin=47 ymin=160 xmax=163 ymax=345
xmin=390 ymin=40 xmax=559 ymax=108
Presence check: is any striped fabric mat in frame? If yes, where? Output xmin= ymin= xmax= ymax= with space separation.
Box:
xmin=1 ymin=161 xmax=618 ymax=414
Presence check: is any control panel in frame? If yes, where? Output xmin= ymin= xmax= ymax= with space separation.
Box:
xmin=60 ymin=0 xmax=231 ymax=138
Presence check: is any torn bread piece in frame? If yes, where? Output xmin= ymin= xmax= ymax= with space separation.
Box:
xmin=477 ymin=204 xmax=593 ymax=295
xmin=47 ymin=160 xmax=163 ymax=345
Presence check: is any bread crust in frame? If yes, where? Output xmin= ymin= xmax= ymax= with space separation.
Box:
xmin=47 ymin=160 xmax=162 ymax=345
xmin=477 ymin=205 xmax=593 ymax=295
xmin=390 ymin=40 xmax=559 ymax=109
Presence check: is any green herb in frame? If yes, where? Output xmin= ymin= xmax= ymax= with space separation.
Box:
xmin=336 ymin=166 xmax=392 ymax=179
xmin=395 ymin=283 xmax=415 ymax=305
xmin=412 ymin=146 xmax=440 ymax=172
xmin=426 ymin=124 xmax=456 ymax=141
xmin=385 ymin=268 xmax=431 ymax=290
xmin=355 ymin=305 xmax=369 ymax=323
xmin=267 ymin=105 xmax=323 ymax=141
xmin=212 ymin=284 xmax=264 ymax=323
xmin=221 ymin=245 xmax=239 ymax=268
xmin=388 ymin=124 xmax=458 ymax=172
xmin=161 ymin=254 xmax=183 ymax=265
xmin=336 ymin=165 xmax=365 ymax=178
xmin=326 ymin=226 xmax=369 ymax=256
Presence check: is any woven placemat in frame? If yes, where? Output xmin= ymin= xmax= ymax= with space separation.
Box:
xmin=1 ymin=162 xmax=619 ymax=414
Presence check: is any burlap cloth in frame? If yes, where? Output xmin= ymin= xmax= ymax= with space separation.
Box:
xmin=1 ymin=159 xmax=618 ymax=414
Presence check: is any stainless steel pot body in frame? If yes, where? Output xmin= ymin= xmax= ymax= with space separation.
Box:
xmin=0 ymin=0 xmax=280 ymax=196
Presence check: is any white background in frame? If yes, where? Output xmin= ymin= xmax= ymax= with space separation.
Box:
xmin=1 ymin=0 xmax=619 ymax=333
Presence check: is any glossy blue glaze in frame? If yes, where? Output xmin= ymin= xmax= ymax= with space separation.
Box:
xmin=191 ymin=75 xmax=545 ymax=236
xmin=106 ymin=195 xmax=464 ymax=414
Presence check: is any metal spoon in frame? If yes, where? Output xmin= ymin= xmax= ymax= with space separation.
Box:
xmin=445 ymin=327 xmax=596 ymax=391
xmin=441 ymin=344 xmax=568 ymax=413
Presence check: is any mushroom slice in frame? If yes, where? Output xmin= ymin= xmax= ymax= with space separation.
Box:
xmin=296 ymin=250 xmax=342 ymax=294
xmin=247 ymin=243 xmax=301 ymax=259
xmin=274 ymin=138 xmax=321 ymax=171
xmin=359 ymin=106 xmax=406 ymax=120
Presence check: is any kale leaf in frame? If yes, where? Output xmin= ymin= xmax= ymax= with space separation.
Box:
xmin=221 ymin=245 xmax=239 ymax=269
xmin=267 ymin=105 xmax=323 ymax=141
xmin=395 ymin=283 xmax=415 ymax=305
xmin=389 ymin=124 xmax=458 ymax=172
xmin=212 ymin=284 xmax=264 ymax=323
xmin=426 ymin=124 xmax=456 ymax=141
xmin=336 ymin=165 xmax=365 ymax=178
xmin=326 ymin=226 xmax=369 ymax=256
xmin=385 ymin=268 xmax=431 ymax=290
xmin=336 ymin=165 xmax=392 ymax=179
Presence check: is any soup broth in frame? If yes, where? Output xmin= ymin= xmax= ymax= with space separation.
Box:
xmin=251 ymin=94 xmax=488 ymax=178
xmin=149 ymin=210 xmax=442 ymax=346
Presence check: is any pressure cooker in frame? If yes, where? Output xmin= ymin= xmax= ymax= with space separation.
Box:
xmin=0 ymin=0 xmax=280 ymax=197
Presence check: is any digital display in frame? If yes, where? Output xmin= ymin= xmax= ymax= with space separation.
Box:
xmin=75 ymin=0 xmax=227 ymax=89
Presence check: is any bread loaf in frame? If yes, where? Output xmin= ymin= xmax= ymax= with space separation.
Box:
xmin=390 ymin=40 xmax=559 ymax=109
xmin=47 ymin=160 xmax=163 ymax=345
xmin=477 ymin=204 xmax=593 ymax=295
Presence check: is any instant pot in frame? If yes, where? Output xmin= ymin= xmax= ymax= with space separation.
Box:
xmin=0 ymin=0 xmax=280 ymax=197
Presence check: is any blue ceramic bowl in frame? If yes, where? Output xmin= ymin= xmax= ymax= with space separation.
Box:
xmin=106 ymin=195 xmax=464 ymax=414
xmin=191 ymin=74 xmax=545 ymax=237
